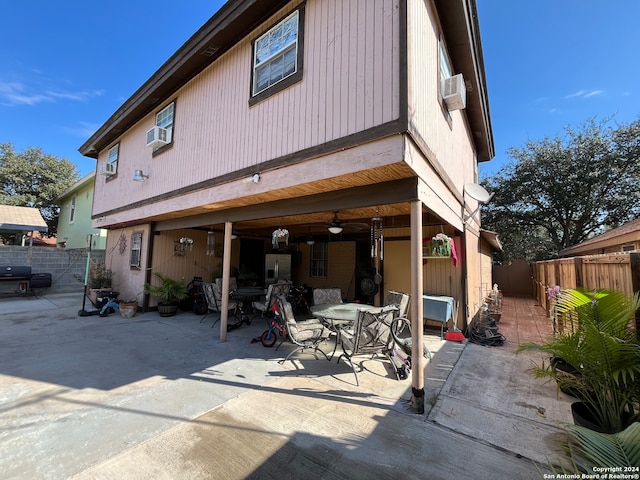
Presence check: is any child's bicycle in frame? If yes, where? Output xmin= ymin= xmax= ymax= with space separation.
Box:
xmin=260 ymin=303 xmax=286 ymax=347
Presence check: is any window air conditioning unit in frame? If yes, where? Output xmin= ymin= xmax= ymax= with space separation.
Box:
xmin=443 ymin=73 xmax=466 ymax=111
xmin=99 ymin=162 xmax=117 ymax=176
xmin=146 ymin=126 xmax=171 ymax=148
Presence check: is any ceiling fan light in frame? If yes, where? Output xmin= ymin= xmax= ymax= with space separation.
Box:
xmin=328 ymin=226 xmax=343 ymax=234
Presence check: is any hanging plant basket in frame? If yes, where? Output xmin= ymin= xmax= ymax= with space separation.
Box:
xmin=272 ymin=228 xmax=289 ymax=248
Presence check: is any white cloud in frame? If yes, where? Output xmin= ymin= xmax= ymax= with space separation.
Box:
xmin=564 ymin=89 xmax=604 ymax=99
xmin=0 ymin=81 xmax=104 ymax=106
xmin=583 ymin=90 xmax=603 ymax=98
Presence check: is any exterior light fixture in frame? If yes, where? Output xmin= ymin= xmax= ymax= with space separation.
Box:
xmin=243 ymin=173 xmax=260 ymax=184
xmin=133 ymin=170 xmax=149 ymax=182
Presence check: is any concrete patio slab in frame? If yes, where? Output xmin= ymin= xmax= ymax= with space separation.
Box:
xmin=0 ymin=293 xmax=572 ymax=479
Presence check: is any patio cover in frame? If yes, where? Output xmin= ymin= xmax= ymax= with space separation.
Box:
xmin=0 ymin=205 xmax=48 ymax=235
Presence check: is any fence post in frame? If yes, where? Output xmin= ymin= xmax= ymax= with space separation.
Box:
xmin=574 ymin=257 xmax=584 ymax=289
xmin=630 ymin=253 xmax=640 ymax=335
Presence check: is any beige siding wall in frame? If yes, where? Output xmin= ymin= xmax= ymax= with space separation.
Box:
xmin=405 ymin=0 xmax=477 ymax=197
xmin=93 ymin=0 xmax=401 ymax=215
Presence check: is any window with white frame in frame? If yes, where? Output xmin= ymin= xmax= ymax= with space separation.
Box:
xmin=69 ymin=196 xmax=76 ymax=223
xmin=439 ymin=38 xmax=452 ymax=97
xmin=310 ymin=242 xmax=328 ymax=278
xmin=130 ymin=231 xmax=143 ymax=269
xmin=252 ymin=10 xmax=302 ymax=98
xmin=105 ymin=143 xmax=119 ymax=175
xmin=149 ymin=102 xmax=175 ymax=153
xmin=156 ymin=102 xmax=174 ymax=131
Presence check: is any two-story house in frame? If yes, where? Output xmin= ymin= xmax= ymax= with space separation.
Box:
xmin=55 ymin=172 xmax=107 ymax=250
xmin=80 ymin=0 xmax=495 ymax=411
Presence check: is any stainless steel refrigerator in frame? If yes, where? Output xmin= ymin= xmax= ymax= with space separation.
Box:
xmin=264 ymin=254 xmax=291 ymax=286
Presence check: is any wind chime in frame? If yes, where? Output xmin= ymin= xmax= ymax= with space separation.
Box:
xmin=206 ymin=231 xmax=215 ymax=256
xmin=370 ymin=216 xmax=384 ymax=260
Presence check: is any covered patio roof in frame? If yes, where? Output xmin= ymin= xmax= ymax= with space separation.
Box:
xmin=0 ymin=205 xmax=48 ymax=234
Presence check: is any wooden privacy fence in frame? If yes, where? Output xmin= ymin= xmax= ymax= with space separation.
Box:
xmin=533 ymin=252 xmax=640 ymax=333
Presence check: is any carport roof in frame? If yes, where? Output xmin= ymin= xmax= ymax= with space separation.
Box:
xmin=0 ymin=205 xmax=48 ymax=233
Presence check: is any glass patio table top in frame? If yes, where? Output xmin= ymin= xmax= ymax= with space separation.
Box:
xmin=310 ymin=303 xmax=380 ymax=324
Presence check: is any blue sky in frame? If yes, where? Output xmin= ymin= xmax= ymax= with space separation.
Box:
xmin=1 ymin=1 xmax=639 ymax=179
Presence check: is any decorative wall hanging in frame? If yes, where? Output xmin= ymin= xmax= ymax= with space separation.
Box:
xmin=118 ymin=232 xmax=127 ymax=255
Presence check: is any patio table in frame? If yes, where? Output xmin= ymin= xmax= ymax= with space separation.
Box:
xmin=231 ymin=287 xmax=266 ymax=323
xmin=310 ymin=302 xmax=382 ymax=359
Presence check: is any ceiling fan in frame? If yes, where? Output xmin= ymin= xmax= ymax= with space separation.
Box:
xmin=326 ymin=212 xmax=369 ymax=234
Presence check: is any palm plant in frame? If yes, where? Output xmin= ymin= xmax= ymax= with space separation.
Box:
xmin=144 ymin=272 xmax=189 ymax=305
xmin=517 ymin=288 xmax=640 ymax=433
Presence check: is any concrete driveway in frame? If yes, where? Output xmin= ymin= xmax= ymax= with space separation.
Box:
xmin=1 ymin=293 xmax=574 ymax=479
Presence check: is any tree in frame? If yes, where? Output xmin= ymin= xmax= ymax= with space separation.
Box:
xmin=482 ymin=117 xmax=640 ymax=262
xmin=0 ymin=142 xmax=79 ymax=239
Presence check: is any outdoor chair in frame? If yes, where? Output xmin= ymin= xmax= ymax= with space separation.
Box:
xmin=252 ymin=282 xmax=291 ymax=322
xmin=275 ymin=296 xmax=331 ymax=365
xmin=201 ymin=282 xmax=238 ymax=327
xmin=336 ymin=306 xmax=399 ymax=386
xmin=214 ymin=277 xmax=238 ymax=293
xmin=312 ymin=287 xmax=343 ymax=306
xmin=384 ymin=291 xmax=411 ymax=318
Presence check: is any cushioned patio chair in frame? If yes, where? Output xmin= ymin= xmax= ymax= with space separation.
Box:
xmin=275 ymin=296 xmax=330 ymax=365
xmin=201 ymin=281 xmax=238 ymax=327
xmin=335 ymin=305 xmax=399 ymax=386
xmin=312 ymin=287 xmax=343 ymax=306
xmin=252 ymin=282 xmax=291 ymax=322
xmin=384 ymin=291 xmax=411 ymax=318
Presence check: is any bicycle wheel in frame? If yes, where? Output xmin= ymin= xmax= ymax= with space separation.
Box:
xmin=261 ymin=329 xmax=277 ymax=347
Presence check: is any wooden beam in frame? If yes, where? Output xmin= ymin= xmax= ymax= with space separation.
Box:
xmin=156 ymin=178 xmax=420 ymax=231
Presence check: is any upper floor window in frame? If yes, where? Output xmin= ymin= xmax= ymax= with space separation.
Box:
xmin=250 ymin=8 xmax=304 ymax=105
xmin=98 ymin=143 xmax=119 ymax=178
xmin=69 ymin=196 xmax=76 ymax=223
xmin=147 ymin=101 xmax=175 ymax=153
xmin=108 ymin=144 xmax=119 ymax=164
xmin=439 ymin=39 xmax=452 ymax=94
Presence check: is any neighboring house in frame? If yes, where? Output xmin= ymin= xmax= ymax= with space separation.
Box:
xmin=560 ymin=218 xmax=640 ymax=257
xmin=55 ymin=172 xmax=107 ymax=250
xmin=79 ymin=0 xmax=495 ymax=388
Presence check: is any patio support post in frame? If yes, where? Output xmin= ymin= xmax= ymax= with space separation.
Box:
xmin=220 ymin=221 xmax=233 ymax=342
xmin=410 ymin=200 xmax=425 ymax=413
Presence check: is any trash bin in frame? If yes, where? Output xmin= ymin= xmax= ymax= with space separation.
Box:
xmin=96 ymin=291 xmax=119 ymax=310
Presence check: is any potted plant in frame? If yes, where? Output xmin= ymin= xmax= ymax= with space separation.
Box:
xmin=119 ymin=298 xmax=139 ymax=318
xmin=144 ymin=272 xmax=189 ymax=317
xmin=89 ymin=263 xmax=115 ymax=306
xmin=517 ymin=288 xmax=640 ymax=434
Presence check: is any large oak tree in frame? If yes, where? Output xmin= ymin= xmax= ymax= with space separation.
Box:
xmin=482 ymin=117 xmax=640 ymax=262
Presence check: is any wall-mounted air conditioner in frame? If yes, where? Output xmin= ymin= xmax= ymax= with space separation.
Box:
xmin=443 ymin=73 xmax=466 ymax=111
xmin=99 ymin=162 xmax=117 ymax=176
xmin=146 ymin=126 xmax=171 ymax=148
